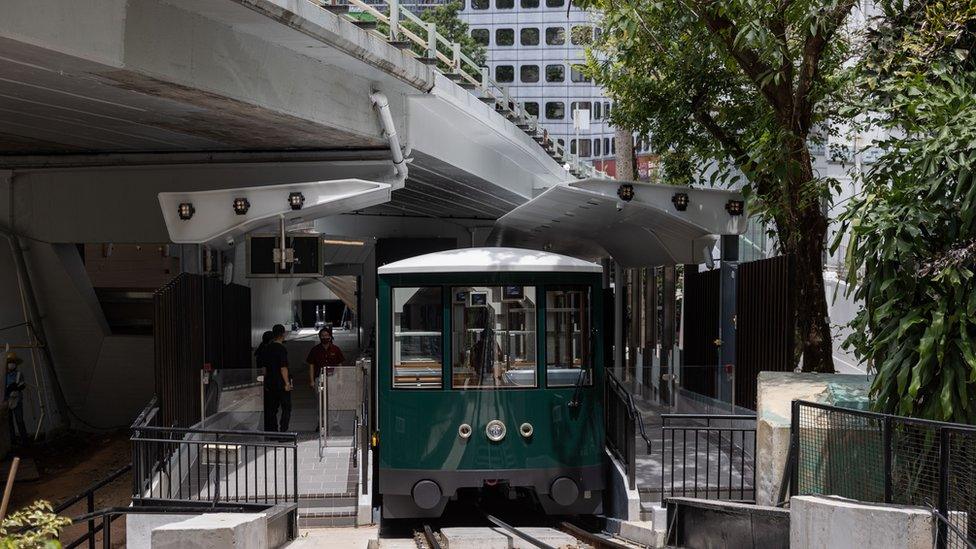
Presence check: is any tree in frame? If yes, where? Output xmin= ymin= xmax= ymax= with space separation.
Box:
xmin=576 ymin=0 xmax=861 ymax=372
xmin=837 ymin=1 xmax=976 ymax=422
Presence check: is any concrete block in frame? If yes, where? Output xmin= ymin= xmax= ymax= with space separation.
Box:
xmin=151 ymin=513 xmax=267 ymax=549
xmin=755 ymin=372 xmax=872 ymax=506
xmin=790 ymin=496 xmax=933 ymax=549
xmin=604 ymin=518 xmax=666 ymax=548
xmin=605 ymin=449 xmax=640 ymax=521
xmin=127 ymin=513 xmax=198 ymax=549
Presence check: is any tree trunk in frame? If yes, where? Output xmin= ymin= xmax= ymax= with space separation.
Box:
xmin=615 ymin=128 xmax=636 ymax=181
xmin=790 ymin=195 xmax=835 ymax=373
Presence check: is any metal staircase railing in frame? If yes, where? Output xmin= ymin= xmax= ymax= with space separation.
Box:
xmin=318 ymin=0 xmax=609 ymax=180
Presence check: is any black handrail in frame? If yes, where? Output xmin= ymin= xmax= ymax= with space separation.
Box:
xmin=606 ymin=369 xmax=653 ymax=450
xmin=933 ymin=509 xmax=976 ymax=549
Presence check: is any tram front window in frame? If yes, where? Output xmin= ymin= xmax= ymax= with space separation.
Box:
xmin=546 ymin=287 xmax=592 ymax=386
xmin=392 ymin=287 xmax=443 ymax=388
xmin=452 ymin=286 xmax=537 ymax=389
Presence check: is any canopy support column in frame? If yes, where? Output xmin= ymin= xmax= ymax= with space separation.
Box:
xmin=614 ymin=261 xmax=625 ymax=380
xmin=717 ymin=235 xmax=739 ymax=406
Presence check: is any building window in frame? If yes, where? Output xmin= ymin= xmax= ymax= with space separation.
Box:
xmin=611 ymin=138 xmax=616 ymax=154
xmin=604 ymin=137 xmax=610 ymax=154
xmin=578 ymin=139 xmax=591 ymax=157
xmin=496 ymin=0 xmax=514 ymax=7
xmin=570 ymin=102 xmax=592 ymax=120
xmin=545 ymin=0 xmax=564 ymax=7
xmin=557 ymin=138 xmax=565 ymax=147
xmin=521 ymin=0 xmax=539 ymax=6
xmin=392 ymin=287 xmax=443 ymax=389
xmin=520 ymin=65 xmax=539 ymax=83
xmin=593 ymin=102 xmax=602 ymax=120
xmin=471 ymin=28 xmax=489 ymax=46
xmin=594 ymin=138 xmax=601 ymax=157
xmin=545 ymin=64 xmax=565 ymax=82
xmin=471 ymin=0 xmax=489 ymax=9
xmin=605 ymin=102 xmax=611 ymax=117
xmin=545 ymin=287 xmax=592 ymax=387
xmin=520 ymin=27 xmax=540 ymax=46
xmin=496 ymin=28 xmax=515 ymax=46
xmin=545 ymin=101 xmax=565 ymax=120
xmin=496 ymin=65 xmax=514 ymax=82
xmin=451 ymin=286 xmax=537 ymax=389
xmin=570 ymin=25 xmax=593 ymax=45
xmin=570 ymin=66 xmax=591 ymax=83
xmin=524 ymin=102 xmax=539 ymax=117
xmin=545 ymin=27 xmax=565 ymax=45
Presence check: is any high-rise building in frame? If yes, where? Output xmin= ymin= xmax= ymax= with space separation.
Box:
xmin=457 ymin=0 xmax=619 ymax=174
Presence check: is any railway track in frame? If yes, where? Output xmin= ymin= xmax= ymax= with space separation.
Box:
xmin=410 ymin=515 xmax=644 ymax=549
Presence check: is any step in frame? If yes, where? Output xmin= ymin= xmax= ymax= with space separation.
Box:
xmin=319 ymin=4 xmax=349 ymax=14
xmin=605 ymin=517 xmax=668 ymax=549
xmin=417 ymin=57 xmax=439 ymax=65
xmin=298 ymin=493 xmax=357 ymax=509
xmin=388 ymin=40 xmax=413 ymax=50
xmin=298 ymin=505 xmax=357 ymax=528
xmin=352 ymin=20 xmax=378 ymax=30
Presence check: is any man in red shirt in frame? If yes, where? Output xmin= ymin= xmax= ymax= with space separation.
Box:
xmin=307 ymin=327 xmax=345 ymax=388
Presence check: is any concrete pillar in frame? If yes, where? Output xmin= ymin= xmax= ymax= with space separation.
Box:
xmin=718 ymin=235 xmax=739 ymax=405
xmin=661 ymin=266 xmax=676 ymax=407
xmin=613 ymin=261 xmax=625 ymax=380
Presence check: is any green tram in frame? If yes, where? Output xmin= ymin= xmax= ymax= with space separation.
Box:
xmin=376 ymin=247 xmax=606 ymax=518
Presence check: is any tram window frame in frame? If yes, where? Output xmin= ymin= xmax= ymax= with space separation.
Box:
xmin=450 ymin=286 xmax=538 ymax=390
xmin=391 ymin=286 xmax=444 ymax=390
xmin=524 ymin=101 xmax=539 ymax=117
xmin=521 ymin=0 xmax=539 ymax=7
xmin=545 ymin=27 xmax=565 ymax=46
xmin=471 ymin=0 xmax=489 ymax=9
xmin=545 ymin=64 xmax=565 ymax=82
xmin=495 ymin=65 xmax=515 ymax=83
xmin=520 ymin=64 xmax=540 ymax=83
xmin=545 ymin=101 xmax=565 ymax=120
xmin=545 ymin=286 xmax=594 ymax=387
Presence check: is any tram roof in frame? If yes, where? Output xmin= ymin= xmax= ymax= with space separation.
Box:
xmin=377 ymin=247 xmax=603 ymax=275
xmin=488 ymin=178 xmax=748 ymax=267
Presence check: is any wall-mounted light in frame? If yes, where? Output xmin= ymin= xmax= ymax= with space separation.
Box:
xmin=671 ymin=192 xmax=689 ymax=212
xmin=725 ymin=199 xmax=744 ymax=216
xmin=177 ymin=202 xmax=195 ymax=220
xmin=288 ymin=192 xmax=305 ymax=211
xmin=617 ymin=183 xmax=635 ymax=202
xmin=232 ymin=197 xmax=250 ymax=215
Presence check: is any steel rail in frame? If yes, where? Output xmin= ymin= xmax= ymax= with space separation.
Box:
xmin=559 ymin=521 xmax=636 ymax=549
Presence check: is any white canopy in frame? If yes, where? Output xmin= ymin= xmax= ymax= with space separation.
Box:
xmin=488 ymin=179 xmax=747 ymax=267
xmin=377 ymin=247 xmax=602 ymax=275
xmin=159 ymin=179 xmax=391 ymax=246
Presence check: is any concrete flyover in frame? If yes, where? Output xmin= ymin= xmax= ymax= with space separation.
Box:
xmin=0 ymin=0 xmax=600 ymax=432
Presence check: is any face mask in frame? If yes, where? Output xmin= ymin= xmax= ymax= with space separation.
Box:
xmin=6 ymin=364 xmax=14 ymax=371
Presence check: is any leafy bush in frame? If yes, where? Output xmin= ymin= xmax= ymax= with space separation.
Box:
xmin=0 ymin=501 xmax=72 ymax=549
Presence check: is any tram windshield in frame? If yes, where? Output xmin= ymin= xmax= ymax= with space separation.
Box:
xmin=451 ymin=286 xmax=537 ymax=389
xmin=546 ymin=287 xmax=592 ymax=386
xmin=392 ymin=287 xmax=443 ymax=388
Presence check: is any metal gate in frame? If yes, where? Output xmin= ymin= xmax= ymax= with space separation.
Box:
xmin=682 ymin=254 xmax=795 ymax=410
xmin=154 ymin=273 xmax=251 ymax=427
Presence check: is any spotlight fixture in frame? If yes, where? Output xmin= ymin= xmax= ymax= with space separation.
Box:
xmin=288 ymin=192 xmax=305 ymax=211
xmin=177 ymin=202 xmax=195 ymax=220
xmin=725 ymin=199 xmax=744 ymax=216
xmin=617 ymin=183 xmax=635 ymax=202
xmin=671 ymin=192 xmax=689 ymax=212
xmin=232 ymin=197 xmax=250 ymax=215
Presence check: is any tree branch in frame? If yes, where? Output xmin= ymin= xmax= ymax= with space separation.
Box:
xmin=793 ymin=0 xmax=857 ymax=133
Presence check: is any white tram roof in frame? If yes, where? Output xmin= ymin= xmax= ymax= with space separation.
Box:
xmin=377 ymin=247 xmax=603 ymax=275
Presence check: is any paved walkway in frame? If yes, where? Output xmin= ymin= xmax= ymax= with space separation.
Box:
xmin=622 ymin=380 xmax=756 ymax=505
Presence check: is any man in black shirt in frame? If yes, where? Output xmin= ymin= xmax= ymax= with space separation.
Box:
xmin=258 ymin=324 xmax=292 ymax=431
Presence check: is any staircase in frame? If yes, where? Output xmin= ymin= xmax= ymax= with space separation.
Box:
xmin=296 ymin=437 xmax=362 ymax=528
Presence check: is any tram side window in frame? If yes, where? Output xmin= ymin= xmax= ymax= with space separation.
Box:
xmin=546 ymin=287 xmax=592 ymax=387
xmin=451 ymin=286 xmax=537 ymax=389
xmin=392 ymin=287 xmax=443 ymax=389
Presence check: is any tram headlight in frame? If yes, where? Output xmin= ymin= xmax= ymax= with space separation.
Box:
xmin=485 ymin=420 xmax=506 ymax=442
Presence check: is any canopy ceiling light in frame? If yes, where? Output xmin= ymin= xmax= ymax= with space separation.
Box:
xmin=177 ymin=203 xmax=195 ymax=221
xmin=288 ymin=192 xmax=305 ymax=210
xmin=671 ymin=192 xmax=689 ymax=211
xmin=616 ymin=183 xmax=635 ymax=202
xmin=233 ymin=197 xmax=250 ymax=215
xmin=725 ymin=199 xmax=744 ymax=216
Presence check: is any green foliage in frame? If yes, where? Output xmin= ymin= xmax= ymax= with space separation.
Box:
xmin=0 ymin=500 xmax=71 ymax=549
xmin=576 ymin=0 xmax=860 ymax=371
xmin=836 ymin=0 xmax=976 ymax=422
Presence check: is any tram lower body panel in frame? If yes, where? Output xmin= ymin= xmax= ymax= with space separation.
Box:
xmin=377 ymin=388 xmax=605 ymax=518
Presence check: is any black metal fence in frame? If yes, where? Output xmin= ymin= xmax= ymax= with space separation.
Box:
xmin=661 ymin=414 xmax=756 ymax=503
xmin=154 ymin=273 xmax=251 ymax=428
xmin=131 ymin=399 xmax=298 ymax=507
xmin=791 ymin=400 xmax=976 ymax=549
xmin=605 ymin=370 xmax=652 ymax=491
